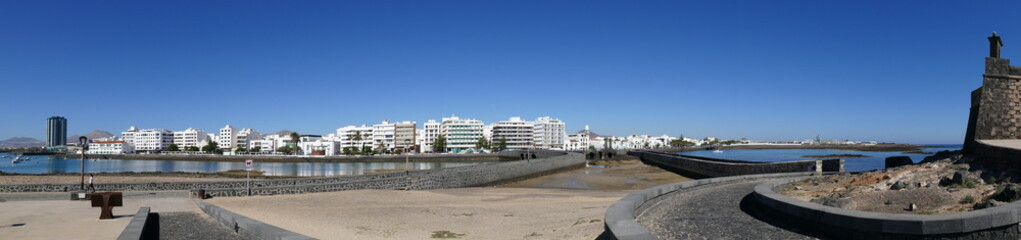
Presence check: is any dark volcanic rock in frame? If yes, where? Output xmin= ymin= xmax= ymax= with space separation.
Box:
xmin=996 ymin=184 xmax=1021 ymax=202
xmin=885 ymin=156 xmax=914 ymax=169
xmin=974 ymin=199 xmax=1005 ymax=209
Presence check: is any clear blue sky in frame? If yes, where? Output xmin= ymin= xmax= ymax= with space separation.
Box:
xmin=2 ymin=1 xmax=1018 ymax=144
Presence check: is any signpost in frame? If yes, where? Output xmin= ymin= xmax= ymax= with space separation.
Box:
xmin=245 ymin=159 xmax=253 ymax=196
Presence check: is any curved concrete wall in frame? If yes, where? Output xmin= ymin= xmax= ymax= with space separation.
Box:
xmin=0 ymin=151 xmax=583 ymax=195
xmin=754 ymin=177 xmax=1021 ymax=239
xmin=602 ymin=172 xmax=819 ymax=240
xmin=198 ymin=151 xmax=584 ymax=197
xmin=628 ymin=151 xmax=843 ymax=178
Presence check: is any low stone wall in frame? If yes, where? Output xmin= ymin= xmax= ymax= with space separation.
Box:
xmin=84 ymin=152 xmax=514 ymax=162
xmin=969 ymin=140 xmax=1021 ymax=164
xmin=117 ymin=207 xmax=158 ymax=240
xmin=0 ymin=151 xmax=582 ymax=194
xmin=627 ymin=151 xmax=843 ymax=178
xmin=602 ymin=172 xmax=819 ymax=240
xmin=199 ymin=151 xmax=584 ymax=197
xmin=198 ymin=202 xmax=316 ymax=240
xmin=753 ymin=177 xmax=1021 ymax=239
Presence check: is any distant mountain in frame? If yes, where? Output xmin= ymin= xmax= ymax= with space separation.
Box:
xmin=0 ymin=137 xmax=45 ymax=148
xmin=267 ymin=129 xmax=294 ymax=137
xmin=68 ymin=130 xmax=115 ymax=143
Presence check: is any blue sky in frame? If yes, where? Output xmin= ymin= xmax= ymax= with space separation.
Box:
xmin=1 ymin=1 xmax=1018 ymax=144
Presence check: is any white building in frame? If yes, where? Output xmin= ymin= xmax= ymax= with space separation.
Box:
xmin=420 ymin=120 xmax=440 ymax=153
xmin=248 ymin=139 xmax=276 ymax=153
xmin=121 ymin=126 xmax=174 ymax=152
xmin=217 ymin=125 xmax=237 ymax=149
xmin=564 ymin=125 xmax=604 ymax=151
xmin=299 ymin=136 xmax=340 ymax=156
xmin=337 ymin=124 xmax=373 ymax=153
xmin=533 ymin=116 xmax=566 ymax=150
xmin=173 ymin=128 xmax=211 ymax=149
xmin=217 ymin=125 xmax=260 ymax=150
xmin=491 ymin=117 xmax=534 ymax=150
xmin=371 ymin=120 xmax=396 ymax=152
xmin=235 ymin=128 xmax=261 ymax=149
xmin=87 ymin=141 xmax=135 ymax=154
xmin=440 ymin=115 xmax=484 ymax=152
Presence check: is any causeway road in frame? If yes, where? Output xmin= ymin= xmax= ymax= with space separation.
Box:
xmin=636 ymin=179 xmax=818 ymax=240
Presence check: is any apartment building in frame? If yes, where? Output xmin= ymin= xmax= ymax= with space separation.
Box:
xmin=440 ymin=115 xmax=484 ymax=152
xmin=173 ymin=128 xmax=210 ymax=149
xmin=491 ymin=117 xmax=535 ymax=150
xmin=534 ymin=116 xmax=567 ymax=150
xmin=121 ymin=126 xmax=174 ymax=152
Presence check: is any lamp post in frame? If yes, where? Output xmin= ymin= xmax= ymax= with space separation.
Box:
xmin=78 ymin=136 xmax=88 ymax=190
xmin=404 ymin=139 xmax=411 ymax=171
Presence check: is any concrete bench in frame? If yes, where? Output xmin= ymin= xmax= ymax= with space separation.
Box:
xmin=91 ymin=192 xmax=123 ymax=219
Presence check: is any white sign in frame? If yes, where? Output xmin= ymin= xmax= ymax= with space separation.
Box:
xmin=245 ymin=159 xmax=253 ymax=169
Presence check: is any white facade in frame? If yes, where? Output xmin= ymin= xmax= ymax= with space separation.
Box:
xmin=420 ymin=120 xmax=440 ymax=153
xmin=87 ymin=141 xmax=135 ymax=154
xmin=173 ymin=128 xmax=210 ymax=149
xmin=534 ymin=116 xmax=566 ymax=150
xmin=337 ymin=125 xmax=373 ymax=152
xmin=564 ymin=125 xmax=604 ymax=151
xmin=248 ymin=139 xmax=276 ymax=153
xmin=299 ymin=138 xmax=339 ymax=156
xmin=371 ymin=120 xmax=395 ymax=152
xmin=217 ymin=125 xmax=236 ymax=149
xmin=235 ymin=128 xmax=261 ymax=149
xmin=121 ymin=127 xmax=174 ymax=151
xmin=491 ymin=117 xmax=534 ymax=150
xmin=440 ymin=115 xmax=484 ymax=152
xmin=217 ymin=125 xmax=260 ymax=150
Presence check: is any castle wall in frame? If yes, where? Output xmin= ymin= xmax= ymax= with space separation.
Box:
xmin=974 ymin=57 xmax=1021 ymax=140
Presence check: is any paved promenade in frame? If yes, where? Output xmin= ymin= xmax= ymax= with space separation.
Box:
xmin=636 ymin=179 xmax=818 ymax=240
xmin=0 ymin=191 xmax=241 ymax=239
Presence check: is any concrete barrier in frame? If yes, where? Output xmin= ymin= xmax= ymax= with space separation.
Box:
xmin=196 ymin=151 xmax=585 ymax=197
xmin=197 ymin=202 xmax=316 ymax=240
xmin=627 ymin=151 xmax=843 ymax=178
xmin=0 ymin=151 xmax=583 ymax=194
xmin=753 ymin=177 xmax=1021 ymax=239
xmin=602 ymin=172 xmax=821 ymax=240
xmin=117 ymin=207 xmax=157 ymax=240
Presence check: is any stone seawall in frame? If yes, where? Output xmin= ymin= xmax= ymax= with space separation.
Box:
xmin=627 ymin=151 xmax=843 ymax=178
xmin=200 ymin=151 xmax=584 ymax=197
xmin=970 ymin=140 xmax=1021 ymax=163
xmin=0 ymin=151 xmax=585 ymax=196
xmin=81 ymin=152 xmax=516 ymax=162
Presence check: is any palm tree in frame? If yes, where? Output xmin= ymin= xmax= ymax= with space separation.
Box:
xmin=289 ymin=132 xmax=301 ymax=155
xmin=350 ymin=131 xmax=364 ymax=155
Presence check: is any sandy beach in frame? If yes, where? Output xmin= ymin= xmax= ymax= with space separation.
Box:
xmin=205 ymin=160 xmax=693 ymax=240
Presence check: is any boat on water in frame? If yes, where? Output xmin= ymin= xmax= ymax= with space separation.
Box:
xmin=712 ymin=150 xmax=724 ymax=153
xmin=12 ymin=156 xmax=24 ymax=164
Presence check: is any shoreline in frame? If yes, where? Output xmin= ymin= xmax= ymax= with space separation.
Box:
xmin=70 ymin=153 xmax=513 ymax=163
xmin=652 ymin=143 xmax=935 ymax=153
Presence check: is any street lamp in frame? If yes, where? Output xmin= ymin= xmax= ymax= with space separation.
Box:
xmin=404 ymin=139 xmax=411 ymax=171
xmin=78 ymin=136 xmax=88 ymax=190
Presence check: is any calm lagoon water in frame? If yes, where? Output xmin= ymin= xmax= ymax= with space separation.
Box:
xmin=0 ymin=153 xmax=481 ymax=177
xmin=681 ymin=146 xmax=961 ymax=172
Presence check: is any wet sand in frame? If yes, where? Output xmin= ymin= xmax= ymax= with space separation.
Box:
xmin=207 ymin=160 xmax=693 ymax=240
xmin=500 ymin=160 xmax=694 ymax=190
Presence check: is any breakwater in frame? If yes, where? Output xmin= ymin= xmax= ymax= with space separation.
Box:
xmin=0 ymin=151 xmax=584 ymax=196
xmin=82 ymin=152 xmax=514 ymax=163
xmin=627 ymin=151 xmax=843 ymax=178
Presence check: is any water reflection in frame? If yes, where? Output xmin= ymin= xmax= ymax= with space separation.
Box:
xmin=0 ymin=153 xmax=481 ymax=177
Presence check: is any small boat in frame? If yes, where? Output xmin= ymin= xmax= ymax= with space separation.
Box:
xmin=12 ymin=157 xmax=23 ymax=164
xmin=712 ymin=150 xmax=724 ymax=153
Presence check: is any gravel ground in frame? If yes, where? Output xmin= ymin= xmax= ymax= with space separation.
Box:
xmin=637 ymin=180 xmax=817 ymax=240
xmin=159 ymin=212 xmax=243 ymax=240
